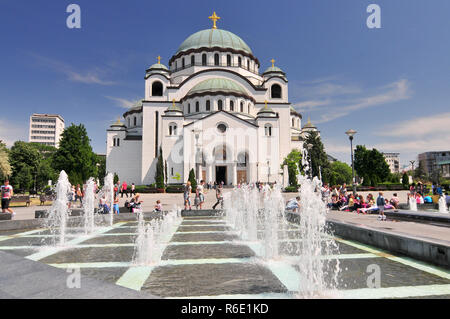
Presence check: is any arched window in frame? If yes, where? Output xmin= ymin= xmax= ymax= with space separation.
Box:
xmin=271 ymin=84 xmax=282 ymax=98
xmin=247 ymin=59 xmax=250 ymax=70
xmin=218 ymin=100 xmax=223 ymax=111
xmin=206 ymin=100 xmax=210 ymax=111
xmin=187 ymin=103 xmax=191 ymax=113
xmin=237 ymin=152 xmax=248 ymax=167
xmin=227 ymin=55 xmax=231 ymax=66
xmin=265 ymin=124 xmax=272 ymax=137
xmin=292 ymin=118 xmax=295 ymax=127
xmin=214 ymin=53 xmax=219 ymax=66
xmin=238 ymin=57 xmax=242 ymax=67
xmin=127 ymin=118 xmax=130 ymax=127
xmin=214 ymin=144 xmax=227 ymax=161
xmin=230 ymin=100 xmax=234 ymax=111
xmin=196 ymin=101 xmax=200 ymax=112
xmin=152 ymin=81 xmax=163 ymax=96
xmin=202 ymin=54 xmax=207 ymax=66
xmin=182 ymin=57 xmax=185 ymax=68
xmin=169 ymin=123 xmax=177 ymax=136
xmin=191 ymin=55 xmax=195 ymax=66
xmin=175 ymin=61 xmax=177 ymax=70
xmin=248 ymin=103 xmax=251 ymax=114
xmin=133 ymin=117 xmax=137 ymax=126
xmin=240 ymin=101 xmax=244 ymax=113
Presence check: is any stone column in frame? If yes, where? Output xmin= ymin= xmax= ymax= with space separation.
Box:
xmin=232 ymin=162 xmax=237 ymax=186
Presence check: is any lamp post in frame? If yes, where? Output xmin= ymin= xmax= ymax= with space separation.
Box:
xmin=192 ymin=129 xmax=202 ymax=182
xmin=410 ymin=160 xmax=415 ymax=172
xmin=267 ymin=160 xmax=270 ymax=184
xmin=306 ymin=143 xmax=313 ymax=179
xmin=345 ymin=129 xmax=357 ymax=195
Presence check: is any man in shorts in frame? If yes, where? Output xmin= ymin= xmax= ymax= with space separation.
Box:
xmin=376 ymin=192 xmax=386 ymax=221
xmin=1 ymin=180 xmax=15 ymax=218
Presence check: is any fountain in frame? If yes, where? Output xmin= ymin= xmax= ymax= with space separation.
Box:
xmin=133 ymin=209 xmax=182 ymax=265
xmin=409 ymin=195 xmax=418 ymax=211
xmin=46 ymin=171 xmax=72 ymax=246
xmin=103 ymin=172 xmax=114 ymax=226
xmin=295 ymin=174 xmax=340 ymax=297
xmin=224 ymin=174 xmax=340 ymax=297
xmin=82 ymin=177 xmax=96 ymax=234
xmin=439 ymin=195 xmax=449 ymax=213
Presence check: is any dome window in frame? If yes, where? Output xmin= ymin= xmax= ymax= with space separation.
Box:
xmin=214 ymin=53 xmax=220 ymax=66
xmin=227 ymin=55 xmax=231 ymax=66
xmin=187 ymin=103 xmax=191 ymax=113
xmin=152 ymin=81 xmax=163 ymax=96
xmin=238 ymin=57 xmax=242 ymax=67
xmin=218 ymin=100 xmax=223 ymax=111
xmin=271 ymin=84 xmax=282 ymax=99
xmin=182 ymin=57 xmax=185 ymax=68
xmin=196 ymin=101 xmax=200 ymax=112
xmin=206 ymin=100 xmax=210 ymax=111
xmin=265 ymin=124 xmax=273 ymax=137
xmin=191 ymin=55 xmax=195 ymax=66
xmin=230 ymin=100 xmax=234 ymax=111
xmin=202 ymin=54 xmax=207 ymax=66
xmin=240 ymin=101 xmax=244 ymax=113
xmin=133 ymin=117 xmax=137 ymax=126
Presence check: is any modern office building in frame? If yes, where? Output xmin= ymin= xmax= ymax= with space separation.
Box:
xmin=418 ymin=151 xmax=450 ymax=178
xmin=28 ymin=114 xmax=65 ymax=148
xmin=382 ymin=152 xmax=400 ymax=174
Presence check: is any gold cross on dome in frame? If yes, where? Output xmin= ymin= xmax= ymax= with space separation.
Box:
xmin=172 ymin=99 xmax=176 ymax=107
xmin=208 ymin=11 xmax=221 ymax=29
xmin=264 ymin=100 xmax=268 ymax=108
xmin=271 ymin=59 xmax=275 ymax=68
xmin=157 ymin=56 xmax=161 ymax=64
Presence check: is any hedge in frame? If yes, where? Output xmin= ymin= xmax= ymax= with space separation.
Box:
xmin=284 ymin=186 xmax=299 ymax=193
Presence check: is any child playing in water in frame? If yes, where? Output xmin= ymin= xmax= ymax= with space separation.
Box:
xmin=154 ymin=200 xmax=162 ymax=212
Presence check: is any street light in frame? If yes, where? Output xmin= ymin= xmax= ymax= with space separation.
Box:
xmin=306 ymin=143 xmax=313 ymax=179
xmin=410 ymin=160 xmax=415 ymax=172
xmin=345 ymin=129 xmax=357 ymax=195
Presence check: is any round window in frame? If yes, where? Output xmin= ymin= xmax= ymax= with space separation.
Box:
xmin=217 ymin=124 xmax=227 ymax=133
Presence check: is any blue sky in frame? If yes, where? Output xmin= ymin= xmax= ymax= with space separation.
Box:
xmin=1 ymin=0 xmax=450 ymax=168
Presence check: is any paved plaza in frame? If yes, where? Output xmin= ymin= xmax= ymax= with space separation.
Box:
xmin=0 ymin=206 xmax=449 ymax=298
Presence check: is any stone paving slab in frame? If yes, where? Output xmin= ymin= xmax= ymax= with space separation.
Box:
xmin=162 ymin=243 xmax=256 ymax=260
xmin=40 ymin=246 xmax=135 ymax=264
xmin=171 ymin=232 xmax=238 ymax=242
xmin=142 ymin=262 xmax=288 ymax=297
xmin=0 ymin=251 xmax=155 ymax=299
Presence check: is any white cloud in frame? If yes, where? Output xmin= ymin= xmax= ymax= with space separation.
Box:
xmin=30 ymin=53 xmax=115 ymax=85
xmin=105 ymin=96 xmax=139 ymax=109
xmin=377 ymin=112 xmax=450 ymax=138
xmin=0 ymin=119 xmax=28 ymax=147
xmin=293 ymin=99 xmax=331 ymax=111
xmin=315 ymin=79 xmax=411 ymax=123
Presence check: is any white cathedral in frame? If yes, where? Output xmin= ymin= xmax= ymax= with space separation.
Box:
xmin=106 ymin=12 xmax=317 ymax=186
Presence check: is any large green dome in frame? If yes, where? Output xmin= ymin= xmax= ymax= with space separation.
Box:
xmin=176 ymin=29 xmax=252 ymax=55
xmin=187 ymin=78 xmax=248 ymax=96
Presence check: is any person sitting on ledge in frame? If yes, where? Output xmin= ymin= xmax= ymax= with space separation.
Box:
xmin=390 ymin=193 xmax=400 ymax=209
xmin=286 ymin=196 xmax=300 ymax=213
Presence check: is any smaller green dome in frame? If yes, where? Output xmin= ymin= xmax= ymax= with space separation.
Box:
xmin=149 ymin=63 xmax=169 ymax=71
xmin=187 ymin=78 xmax=248 ymax=96
xmin=263 ymin=66 xmax=284 ymax=74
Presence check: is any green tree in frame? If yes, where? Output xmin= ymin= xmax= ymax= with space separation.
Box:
xmin=155 ymin=147 xmax=164 ymax=189
xmin=52 ymin=124 xmax=97 ymax=185
xmin=0 ymin=142 xmax=11 ymax=180
xmin=304 ymin=131 xmax=331 ymax=182
xmin=281 ymin=149 xmax=302 ymax=187
xmin=329 ymin=161 xmax=353 ymax=185
xmin=402 ymin=172 xmax=409 ymax=189
xmin=164 ymin=160 xmax=168 ymax=186
xmin=354 ymin=145 xmax=391 ymax=186
xmin=113 ymin=172 xmax=119 ymax=185
xmin=188 ymin=168 xmax=197 ymax=191
xmin=414 ymin=161 xmax=427 ymax=181
xmin=9 ymin=141 xmax=40 ymax=191
xmin=96 ymin=155 xmax=106 ymax=186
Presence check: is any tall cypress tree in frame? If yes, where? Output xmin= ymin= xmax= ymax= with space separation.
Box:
xmin=155 ymin=146 xmax=165 ymax=189
xmin=304 ymin=131 xmax=330 ymax=182
xmin=188 ymin=168 xmax=197 ymax=191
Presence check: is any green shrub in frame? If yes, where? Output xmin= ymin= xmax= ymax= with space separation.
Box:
xmin=165 ymin=185 xmax=185 ymax=193
xmin=284 ymin=186 xmax=298 ymax=193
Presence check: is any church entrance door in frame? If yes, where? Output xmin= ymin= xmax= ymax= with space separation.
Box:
xmin=215 ymin=166 xmax=227 ymax=185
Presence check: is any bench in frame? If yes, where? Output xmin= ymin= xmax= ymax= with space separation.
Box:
xmin=39 ymin=194 xmax=55 ymax=205
xmin=9 ymin=196 xmax=31 ymax=207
